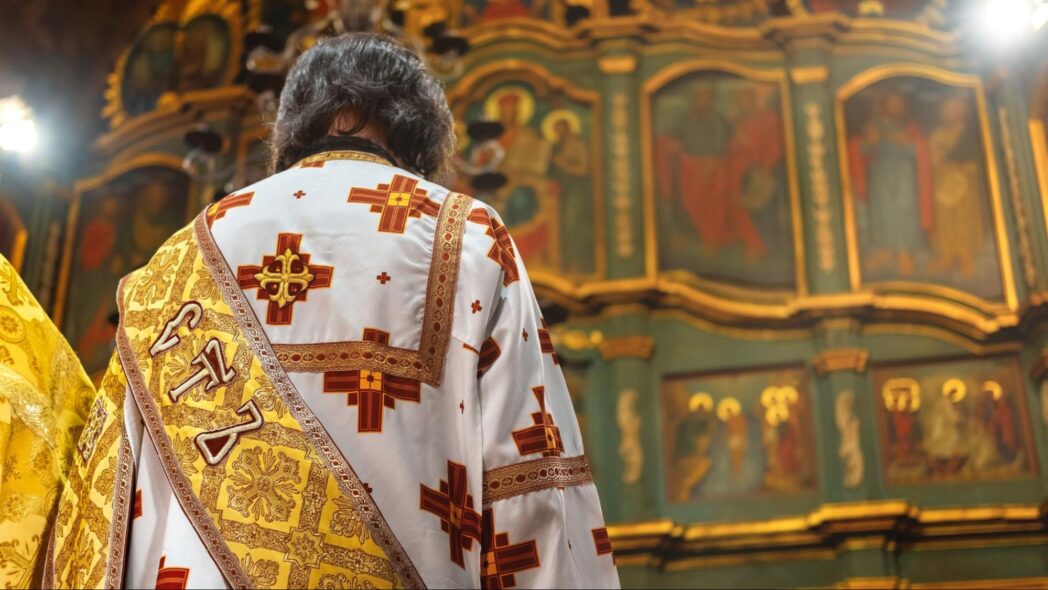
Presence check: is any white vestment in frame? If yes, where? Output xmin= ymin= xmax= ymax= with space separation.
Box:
xmin=116 ymin=149 xmax=620 ymax=589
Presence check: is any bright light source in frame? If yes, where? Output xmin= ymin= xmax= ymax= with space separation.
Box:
xmin=0 ymin=96 xmax=37 ymax=154
xmin=1034 ymin=3 xmax=1048 ymax=30
xmin=0 ymin=119 xmax=38 ymax=153
xmin=983 ymin=0 xmax=1034 ymax=44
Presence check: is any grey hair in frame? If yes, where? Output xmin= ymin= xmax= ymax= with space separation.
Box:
xmin=269 ymin=33 xmax=456 ymax=183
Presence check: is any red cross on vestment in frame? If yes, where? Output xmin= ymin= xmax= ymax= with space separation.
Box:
xmin=348 ymin=174 xmax=440 ymax=233
xmin=323 ymin=329 xmax=421 ymax=432
xmin=156 ymin=556 xmax=191 ymax=590
xmin=421 ymin=460 xmax=482 ymax=568
xmin=477 ymin=337 xmax=501 ymax=377
xmin=236 ymin=233 xmax=333 ymax=325
xmin=512 ymin=386 xmax=564 ymax=458
xmin=592 ymin=527 xmax=614 ymax=556
xmin=206 ymin=191 xmax=254 ymax=227
xmin=468 ymin=208 xmax=520 ymax=286
xmin=537 ymin=319 xmax=560 ymax=365
xmin=481 ymin=509 xmax=540 ymax=590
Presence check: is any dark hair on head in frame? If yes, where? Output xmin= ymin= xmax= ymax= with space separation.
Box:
xmin=269 ymin=33 xmax=456 ymax=183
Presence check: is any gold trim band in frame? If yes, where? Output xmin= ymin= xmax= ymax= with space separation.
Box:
xmin=482 ymin=455 xmax=593 ymax=504
xmin=273 ymin=341 xmax=428 ymax=379
xmin=293 ymin=150 xmax=393 ymax=168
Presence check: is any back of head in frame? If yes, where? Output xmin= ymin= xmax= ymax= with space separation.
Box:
xmin=269 ymin=33 xmax=456 ymax=184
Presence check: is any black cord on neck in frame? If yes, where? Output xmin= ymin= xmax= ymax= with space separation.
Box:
xmin=300 ymin=135 xmax=403 ymax=169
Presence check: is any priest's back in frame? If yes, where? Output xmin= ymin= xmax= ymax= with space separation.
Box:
xmin=46 ymin=147 xmax=619 ymax=590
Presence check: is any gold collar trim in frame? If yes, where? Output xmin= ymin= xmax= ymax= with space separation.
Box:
xmin=293 ymin=150 xmax=393 ymax=168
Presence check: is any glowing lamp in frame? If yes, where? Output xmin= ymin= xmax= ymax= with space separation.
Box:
xmin=0 ymin=96 xmax=37 ymax=154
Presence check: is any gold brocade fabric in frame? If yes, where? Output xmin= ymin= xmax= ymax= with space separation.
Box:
xmin=0 ymin=255 xmax=96 ymax=588
xmin=51 ymin=223 xmax=408 ymax=588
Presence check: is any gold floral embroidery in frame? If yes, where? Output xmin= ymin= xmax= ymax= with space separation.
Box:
xmin=32 ymin=448 xmax=52 ymax=472
xmin=0 ymin=536 xmax=39 ymax=588
xmin=1 ymin=494 xmax=30 ymax=521
xmin=242 ymin=554 xmax=280 ymax=588
xmin=253 ymin=385 xmax=286 ymax=419
xmin=332 ymin=496 xmax=372 ymax=542
xmin=133 ymin=248 xmax=179 ymax=307
xmin=189 ymin=267 xmax=220 ymax=302
xmin=318 ymin=573 xmax=377 ymax=589
xmin=94 ymin=457 xmax=116 ymax=496
xmin=69 ymin=527 xmax=94 ymax=589
xmin=173 ymin=434 xmax=200 ymax=476
xmin=284 ymin=529 xmax=324 ymax=568
xmin=0 ymin=307 xmax=26 ymax=343
xmin=228 ymin=447 xmax=300 ymax=522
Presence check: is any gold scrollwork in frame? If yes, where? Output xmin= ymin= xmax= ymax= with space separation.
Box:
xmin=552 ymin=327 xmax=604 ymax=351
xmin=997 ymin=106 xmax=1037 ymax=290
xmin=812 ymin=348 xmax=868 ymax=375
xmin=611 ymin=91 xmax=636 ymax=259
xmin=616 ymin=388 xmax=643 ymax=484
xmin=609 ymin=500 xmax=1048 ymax=571
xmin=600 ymin=335 xmax=655 ymax=360
xmin=804 ymin=101 xmax=837 ymax=274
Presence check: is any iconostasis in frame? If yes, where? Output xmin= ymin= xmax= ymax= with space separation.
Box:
xmin=20 ymin=0 xmax=1048 ymax=587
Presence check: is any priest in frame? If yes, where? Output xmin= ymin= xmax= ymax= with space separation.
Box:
xmin=46 ymin=33 xmax=619 ymax=589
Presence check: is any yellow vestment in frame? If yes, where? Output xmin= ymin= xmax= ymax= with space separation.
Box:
xmin=0 ymin=254 xmax=95 ymax=588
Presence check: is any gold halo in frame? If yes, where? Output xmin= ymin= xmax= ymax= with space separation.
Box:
xmin=941 ymin=378 xmax=967 ymax=403
xmin=765 ymin=405 xmax=789 ymax=427
xmin=716 ymin=397 xmax=742 ymax=422
xmin=689 ymin=392 xmax=714 ymax=413
xmin=883 ymin=378 xmax=920 ymax=413
xmin=761 ymin=385 xmax=799 ymax=409
xmin=483 ymin=86 xmax=535 ymax=126
xmin=541 ymin=109 xmax=582 ymax=142
xmin=982 ymin=380 xmax=1004 ymax=401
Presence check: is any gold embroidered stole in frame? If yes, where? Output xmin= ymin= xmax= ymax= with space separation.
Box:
xmin=51 ymin=216 xmax=427 ymax=589
xmin=45 ymin=352 xmax=133 ymax=589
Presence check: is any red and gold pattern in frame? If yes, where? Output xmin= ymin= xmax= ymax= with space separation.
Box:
xmin=478 ymin=337 xmax=501 ymax=377
xmin=537 ymin=320 xmax=559 ymax=365
xmin=349 ymin=174 xmax=440 ymax=234
xmin=206 ymin=192 xmax=254 ymax=228
xmin=512 ymin=387 xmax=564 ymax=458
xmin=481 ymin=455 xmax=593 ymax=504
xmin=267 ymin=191 xmax=472 ymax=386
xmin=323 ymin=329 xmax=422 ymax=433
xmin=468 ymin=208 xmax=520 ymax=286
xmin=421 ymin=461 xmax=482 ymax=568
xmin=481 ymin=510 xmax=540 ymax=590
xmin=155 ymin=556 xmax=191 ymax=590
xmin=592 ymin=528 xmax=613 ymax=556
xmin=236 ymin=233 xmax=333 ymax=325
xmin=53 ymin=221 xmax=426 ymax=589
xmin=46 ymin=352 xmax=134 ymax=590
